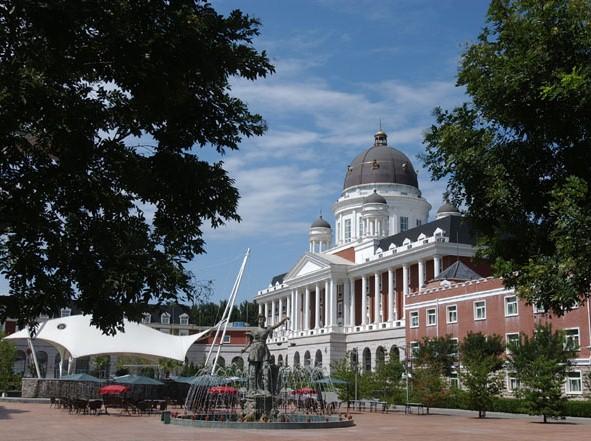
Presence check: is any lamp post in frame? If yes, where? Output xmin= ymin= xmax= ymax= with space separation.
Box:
xmin=394 ymin=344 xmax=410 ymax=408
xmin=351 ymin=348 xmax=359 ymax=401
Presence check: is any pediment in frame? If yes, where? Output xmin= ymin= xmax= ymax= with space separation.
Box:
xmin=284 ymin=253 xmax=330 ymax=281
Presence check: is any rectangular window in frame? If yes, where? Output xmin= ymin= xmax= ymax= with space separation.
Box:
xmin=449 ymin=372 xmax=459 ymax=388
xmin=400 ymin=216 xmax=408 ymax=232
xmin=60 ymin=308 xmax=71 ymax=318
xmin=410 ymin=311 xmax=419 ymax=328
xmin=505 ymin=296 xmax=518 ymax=317
xmin=532 ymin=303 xmax=546 ymax=314
xmin=416 ymin=219 xmax=422 ymax=227
xmin=179 ymin=315 xmax=189 ymax=326
xmin=223 ymin=335 xmax=231 ymax=343
xmin=450 ymin=338 xmax=459 ymax=357
xmin=337 ymin=302 xmax=343 ymax=318
xmin=508 ymin=375 xmax=520 ymax=391
xmin=565 ymin=328 xmax=580 ymax=350
xmin=474 ymin=300 xmax=486 ymax=320
xmin=426 ymin=308 xmax=437 ymax=326
xmin=447 ymin=305 xmax=457 ymax=324
xmin=566 ymin=371 xmax=582 ymax=394
xmin=344 ymin=219 xmax=351 ymax=242
xmin=142 ymin=313 xmax=151 ymax=324
xmin=161 ymin=314 xmax=170 ymax=325
xmin=506 ymin=333 xmax=519 ymax=353
xmin=410 ymin=341 xmax=420 ymax=358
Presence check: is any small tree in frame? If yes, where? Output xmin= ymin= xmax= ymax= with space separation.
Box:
xmin=508 ymin=324 xmax=575 ymax=423
xmin=412 ymin=336 xmax=458 ymax=412
xmin=460 ymin=332 xmax=505 ymax=418
xmin=0 ymin=333 xmax=17 ymax=393
xmin=373 ymin=355 xmax=404 ymax=404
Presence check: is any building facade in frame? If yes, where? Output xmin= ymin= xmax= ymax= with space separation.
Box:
xmin=255 ymin=129 xmax=591 ymax=395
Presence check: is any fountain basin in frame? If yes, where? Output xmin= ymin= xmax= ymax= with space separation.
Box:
xmin=168 ymin=413 xmax=355 ymax=429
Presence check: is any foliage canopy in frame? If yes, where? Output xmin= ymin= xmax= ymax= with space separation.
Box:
xmin=0 ymin=1 xmax=274 ymax=333
xmin=422 ymin=0 xmax=591 ymax=313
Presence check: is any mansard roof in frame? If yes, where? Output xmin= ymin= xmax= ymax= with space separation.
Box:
xmin=271 ymin=272 xmax=288 ymax=286
xmin=433 ymin=260 xmax=482 ymax=282
xmin=378 ymin=215 xmax=476 ymax=250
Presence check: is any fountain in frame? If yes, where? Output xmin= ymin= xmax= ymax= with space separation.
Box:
xmin=170 ymin=314 xmax=354 ymax=429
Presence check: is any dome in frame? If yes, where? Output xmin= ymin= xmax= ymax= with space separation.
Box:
xmin=364 ymin=189 xmax=387 ymax=204
xmin=310 ymin=216 xmax=331 ymax=229
xmin=343 ymin=131 xmax=418 ymax=190
xmin=437 ymin=202 xmax=459 ymax=214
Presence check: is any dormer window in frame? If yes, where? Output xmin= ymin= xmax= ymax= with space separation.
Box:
xmin=179 ymin=314 xmax=189 ymax=326
xmin=142 ymin=313 xmax=151 ymax=324
xmin=161 ymin=313 xmax=171 ymax=325
xmin=60 ymin=308 xmax=71 ymax=318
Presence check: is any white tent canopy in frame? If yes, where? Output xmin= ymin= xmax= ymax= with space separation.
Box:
xmin=6 ymin=314 xmax=211 ymax=362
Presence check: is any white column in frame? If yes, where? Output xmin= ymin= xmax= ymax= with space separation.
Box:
xmin=352 ymin=210 xmax=357 ymax=240
xmin=271 ymin=300 xmax=276 ymax=326
xmin=344 ymin=279 xmax=350 ymax=326
xmin=258 ymin=302 xmax=262 ymax=316
xmin=279 ymin=297 xmax=284 ymax=321
xmin=374 ymin=272 xmax=380 ymax=323
xmin=330 ymin=279 xmax=337 ymax=326
xmin=402 ymin=264 xmax=409 ymax=314
xmin=361 ymin=275 xmax=368 ymax=325
xmin=434 ymin=255 xmax=441 ymax=277
xmin=315 ymin=283 xmax=320 ymax=329
xmin=388 ymin=268 xmax=394 ymax=322
xmin=304 ymin=287 xmax=310 ymax=330
xmin=349 ymin=278 xmax=356 ymax=326
xmin=293 ymin=289 xmax=299 ymax=332
xmin=324 ymin=280 xmax=330 ymax=326
xmin=418 ymin=260 xmax=425 ymax=291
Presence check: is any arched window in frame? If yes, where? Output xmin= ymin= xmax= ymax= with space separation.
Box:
xmin=75 ymin=356 xmax=90 ymax=374
xmin=390 ymin=346 xmax=400 ymax=362
xmin=277 ymin=354 xmax=283 ymax=366
xmin=285 ymin=354 xmax=288 ymax=367
xmin=304 ymin=351 xmax=311 ymax=367
xmin=350 ymin=349 xmax=359 ymax=370
xmin=363 ymin=348 xmax=371 ymax=373
xmin=37 ymin=351 xmax=48 ymax=378
xmin=314 ymin=350 xmax=323 ymax=368
xmin=217 ymin=357 xmax=226 ymax=368
xmin=376 ymin=346 xmax=385 ymax=370
xmin=14 ymin=350 xmax=26 ymax=375
xmin=293 ymin=352 xmax=300 ymax=367
xmin=231 ymin=357 xmax=244 ymax=370
xmin=53 ymin=353 xmax=61 ymax=378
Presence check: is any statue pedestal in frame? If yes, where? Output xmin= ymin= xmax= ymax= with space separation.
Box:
xmin=242 ymin=393 xmax=274 ymax=422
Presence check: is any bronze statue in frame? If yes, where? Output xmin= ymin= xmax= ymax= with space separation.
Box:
xmin=241 ymin=314 xmax=289 ymax=395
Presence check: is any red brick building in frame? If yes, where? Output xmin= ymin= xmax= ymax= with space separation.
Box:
xmin=405 ymin=263 xmax=591 ymax=397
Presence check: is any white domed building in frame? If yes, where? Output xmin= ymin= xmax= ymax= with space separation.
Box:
xmin=254 ymin=129 xmax=482 ymax=372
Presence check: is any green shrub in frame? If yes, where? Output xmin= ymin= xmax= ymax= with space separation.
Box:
xmin=564 ymin=400 xmax=591 ymax=418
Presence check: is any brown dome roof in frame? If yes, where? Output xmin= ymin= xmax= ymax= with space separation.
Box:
xmin=343 ymin=131 xmax=418 ymax=190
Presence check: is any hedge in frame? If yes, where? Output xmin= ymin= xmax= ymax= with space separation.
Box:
xmin=405 ymin=389 xmax=591 ymax=418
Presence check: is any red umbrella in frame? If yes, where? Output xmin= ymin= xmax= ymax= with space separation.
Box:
xmin=292 ymin=387 xmax=315 ymax=395
xmin=99 ymin=384 xmax=129 ymax=395
xmin=208 ymin=386 xmax=237 ymax=395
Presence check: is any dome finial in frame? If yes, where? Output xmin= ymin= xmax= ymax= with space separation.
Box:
xmin=374 ymin=126 xmax=387 ymax=146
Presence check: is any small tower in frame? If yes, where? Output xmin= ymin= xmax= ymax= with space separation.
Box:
xmin=309 ymin=216 xmax=331 ymax=253
xmin=436 ymin=201 xmax=461 ymax=220
xmin=361 ymin=190 xmax=389 ymax=239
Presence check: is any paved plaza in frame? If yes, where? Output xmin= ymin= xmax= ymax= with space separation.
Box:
xmin=1 ymin=402 xmax=590 ymax=441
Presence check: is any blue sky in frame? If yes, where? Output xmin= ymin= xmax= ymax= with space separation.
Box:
xmin=190 ymin=0 xmax=490 ymax=305
xmin=1 ymin=0 xmax=491 ymax=310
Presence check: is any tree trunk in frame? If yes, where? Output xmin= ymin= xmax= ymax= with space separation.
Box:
xmin=543 ymin=414 xmax=547 ymax=424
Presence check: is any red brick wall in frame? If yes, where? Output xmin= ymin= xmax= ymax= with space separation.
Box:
xmin=406 ymin=278 xmax=591 ymax=357
xmin=333 ymin=247 xmax=355 ymax=262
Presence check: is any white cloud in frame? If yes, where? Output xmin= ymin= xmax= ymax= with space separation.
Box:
xmin=206 ymin=164 xmax=337 ymax=239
